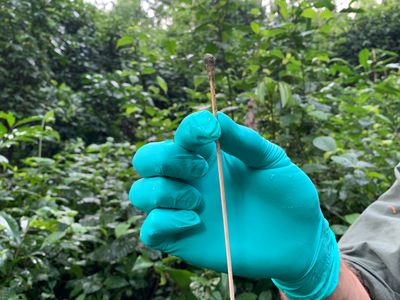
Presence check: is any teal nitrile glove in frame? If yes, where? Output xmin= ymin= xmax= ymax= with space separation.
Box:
xmin=129 ymin=111 xmax=340 ymax=299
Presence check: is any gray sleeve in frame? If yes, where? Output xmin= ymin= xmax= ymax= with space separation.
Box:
xmin=338 ymin=163 xmax=400 ymax=300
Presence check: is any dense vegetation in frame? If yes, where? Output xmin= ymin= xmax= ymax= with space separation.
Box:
xmin=1 ymin=0 xmax=399 ymax=299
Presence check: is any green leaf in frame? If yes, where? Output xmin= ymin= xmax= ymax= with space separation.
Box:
xmin=250 ymin=22 xmax=260 ymax=34
xmin=76 ymin=295 xmax=85 ymax=300
xmin=104 ymin=276 xmax=129 ymax=289
xmin=358 ymin=48 xmax=370 ymax=70
xmin=314 ymin=0 xmax=335 ymax=10
xmin=236 ymin=292 xmax=257 ymax=300
xmin=0 ymin=288 xmax=16 ymax=300
xmin=141 ymin=67 xmax=156 ymax=75
xmin=259 ymin=291 xmax=273 ymax=300
xmin=155 ymin=264 xmax=195 ymax=288
xmin=14 ymin=116 xmax=42 ymax=127
xmin=0 ymin=155 xmax=8 ymax=164
xmin=308 ymin=110 xmax=330 ymax=120
xmin=116 ymin=36 xmax=134 ymax=48
xmin=0 ymin=213 xmax=20 ymax=245
xmin=44 ymin=110 xmax=55 ymax=122
xmin=156 ymin=76 xmax=168 ymax=94
xmin=115 ymin=223 xmax=130 ymax=238
xmin=163 ymin=39 xmax=176 ymax=55
xmin=301 ymin=8 xmax=318 ymax=19
xmin=0 ymin=123 xmax=6 ymax=137
xmin=330 ymin=154 xmax=371 ymax=168
xmin=250 ymin=8 xmax=260 ymax=16
xmin=41 ymin=231 xmax=66 ymax=249
xmin=0 ymin=112 xmax=15 ymax=127
xmin=302 ymin=163 xmax=329 ymax=174
xmin=312 ymin=136 xmax=337 ymax=152
xmin=255 ymin=80 xmax=266 ymax=103
xmin=276 ymin=0 xmax=288 ymax=19
xmin=278 ymin=82 xmax=293 ymax=108
xmin=132 ymin=256 xmax=153 ymax=272
xmin=0 ymin=249 xmax=9 ymax=275
xmin=330 ymin=224 xmax=348 ymax=235
xmin=344 ymin=213 xmax=360 ymax=225
xmin=193 ymin=75 xmax=207 ymax=89
xmin=320 ymin=8 xmax=334 ymax=19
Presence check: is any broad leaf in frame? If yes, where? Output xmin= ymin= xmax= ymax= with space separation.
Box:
xmin=0 ymin=213 xmax=20 ymax=245
xmin=344 ymin=213 xmax=360 ymax=225
xmin=301 ymin=8 xmax=318 ymax=19
xmin=132 ymin=255 xmax=153 ymax=271
xmin=41 ymin=231 xmax=66 ymax=249
xmin=115 ymin=223 xmax=130 ymax=238
xmin=278 ymin=82 xmax=293 ymax=107
xmin=358 ymin=49 xmax=370 ymax=70
xmin=116 ymin=36 xmax=134 ymax=48
xmin=250 ymin=22 xmax=260 ymax=34
xmin=313 ymin=136 xmax=337 ymax=152
xmin=156 ymin=76 xmax=168 ymax=94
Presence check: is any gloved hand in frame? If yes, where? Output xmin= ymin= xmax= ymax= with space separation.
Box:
xmin=129 ymin=111 xmax=340 ymax=299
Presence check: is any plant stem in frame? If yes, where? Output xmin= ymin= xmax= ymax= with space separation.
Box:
xmin=38 ymin=117 xmax=45 ymax=158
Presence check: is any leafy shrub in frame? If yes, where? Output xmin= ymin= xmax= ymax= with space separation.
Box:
xmin=336 ymin=4 xmax=400 ymax=64
xmin=1 ymin=0 xmax=399 ymax=299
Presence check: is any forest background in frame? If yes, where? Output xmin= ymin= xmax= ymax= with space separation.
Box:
xmin=1 ymin=0 xmax=400 ymax=299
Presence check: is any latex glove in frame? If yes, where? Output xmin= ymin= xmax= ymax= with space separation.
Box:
xmin=129 ymin=111 xmax=340 ymax=299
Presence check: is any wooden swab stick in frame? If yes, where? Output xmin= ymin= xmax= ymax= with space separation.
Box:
xmin=203 ymin=54 xmax=235 ymax=300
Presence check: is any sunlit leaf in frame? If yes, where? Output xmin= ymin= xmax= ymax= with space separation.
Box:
xmin=115 ymin=223 xmax=130 ymax=238
xmin=0 ymin=112 xmax=15 ymax=127
xmin=358 ymin=48 xmax=370 ymax=70
xmin=331 ymin=224 xmax=348 ymax=235
xmin=163 ymin=39 xmax=176 ymax=55
xmin=250 ymin=22 xmax=260 ymax=34
xmin=301 ymin=8 xmax=318 ymax=19
xmin=278 ymin=81 xmax=293 ymax=107
xmin=44 ymin=110 xmax=55 ymax=122
xmin=276 ymin=0 xmax=288 ymax=19
xmin=156 ymin=76 xmax=168 ymax=94
xmin=0 ymin=155 xmax=8 ymax=164
xmin=320 ymin=9 xmax=334 ymax=19
xmin=0 ymin=212 xmax=20 ymax=245
xmin=116 ymin=36 xmax=134 ymax=48
xmin=313 ymin=136 xmax=337 ymax=152
xmin=141 ymin=67 xmax=156 ymax=75
xmin=255 ymin=80 xmax=266 ymax=103
xmin=344 ymin=213 xmax=360 ymax=225
xmin=132 ymin=256 xmax=153 ymax=272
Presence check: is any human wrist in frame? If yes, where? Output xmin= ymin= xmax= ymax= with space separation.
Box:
xmin=326 ymin=260 xmax=370 ymax=300
xmin=272 ymin=218 xmax=340 ymax=300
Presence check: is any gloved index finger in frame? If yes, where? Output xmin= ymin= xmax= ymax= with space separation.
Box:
xmin=133 ymin=140 xmax=208 ymax=180
xmin=217 ymin=112 xmax=291 ymax=169
xmin=174 ymin=111 xmax=220 ymax=160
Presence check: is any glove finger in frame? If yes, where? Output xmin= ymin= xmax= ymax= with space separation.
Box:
xmin=140 ymin=208 xmax=200 ymax=250
xmin=129 ymin=177 xmax=203 ymax=214
xmin=133 ymin=140 xmax=208 ymax=180
xmin=174 ymin=110 xmax=220 ymax=159
xmin=217 ymin=112 xmax=291 ymax=169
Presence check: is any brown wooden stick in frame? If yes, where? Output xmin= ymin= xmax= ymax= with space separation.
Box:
xmin=203 ymin=54 xmax=235 ymax=300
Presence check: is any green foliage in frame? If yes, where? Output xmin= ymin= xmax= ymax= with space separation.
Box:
xmin=336 ymin=4 xmax=400 ymax=64
xmin=0 ymin=0 xmax=123 ymax=138
xmin=1 ymin=0 xmax=399 ymax=298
